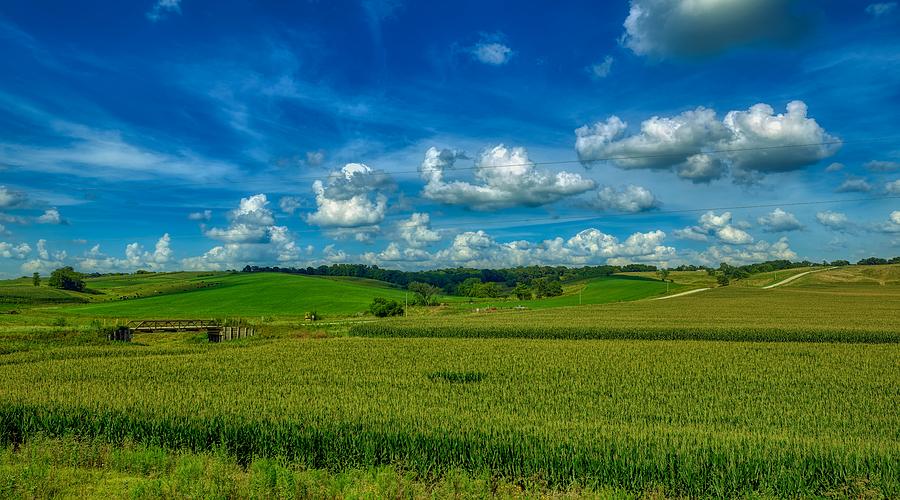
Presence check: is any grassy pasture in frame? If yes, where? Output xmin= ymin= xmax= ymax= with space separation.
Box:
xmin=64 ymin=272 xmax=408 ymax=318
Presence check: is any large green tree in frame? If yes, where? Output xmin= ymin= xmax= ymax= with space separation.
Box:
xmin=408 ymin=282 xmax=440 ymax=306
xmin=48 ymin=267 xmax=85 ymax=292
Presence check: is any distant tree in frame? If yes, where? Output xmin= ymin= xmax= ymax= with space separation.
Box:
xmin=656 ymin=268 xmax=670 ymax=282
xmin=369 ymin=297 xmax=404 ymax=317
xmin=456 ymin=278 xmax=482 ymax=297
xmin=48 ymin=267 xmax=85 ymax=292
xmin=513 ymin=282 xmax=532 ymax=300
xmin=533 ymin=278 xmax=563 ymax=298
xmin=408 ymin=282 xmax=440 ymax=306
xmin=479 ymin=282 xmax=503 ymax=298
xmin=716 ymin=274 xmax=730 ymax=287
xmin=32 ymin=272 xmax=40 ymax=287
xmin=857 ymin=257 xmax=888 ymax=266
xmin=829 ymin=260 xmax=851 ymax=267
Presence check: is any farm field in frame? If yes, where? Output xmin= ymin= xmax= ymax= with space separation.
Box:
xmin=354 ymin=278 xmax=900 ymax=343
xmin=0 ymin=265 xmax=898 ymax=498
xmin=1 ymin=336 xmax=897 ymax=497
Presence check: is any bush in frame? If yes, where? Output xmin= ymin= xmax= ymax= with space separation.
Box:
xmin=369 ymin=298 xmax=404 ymax=317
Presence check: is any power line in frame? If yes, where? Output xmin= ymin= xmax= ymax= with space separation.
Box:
xmin=59 ymin=135 xmax=899 ymax=193
xmin=33 ymin=194 xmax=900 ymax=244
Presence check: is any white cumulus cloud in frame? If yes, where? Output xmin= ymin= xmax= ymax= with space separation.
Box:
xmin=397 ymin=213 xmax=441 ymax=248
xmin=591 ymin=185 xmax=659 ymax=213
xmin=306 ymin=163 xmax=391 ymax=227
xmin=188 ymin=210 xmax=212 ymax=221
xmin=835 ymin=178 xmax=872 ymax=193
xmin=675 ymin=211 xmax=753 ymax=244
xmin=421 ymin=145 xmax=595 ymax=210
xmin=36 ymin=208 xmax=65 ymax=225
xmin=757 ymin=208 xmax=803 ymax=232
xmin=816 ymin=210 xmax=852 ymax=231
xmin=0 ymin=241 xmax=31 ymax=259
xmin=576 ymin=101 xmax=838 ymax=183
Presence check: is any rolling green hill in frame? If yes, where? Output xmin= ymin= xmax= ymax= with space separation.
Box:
xmin=444 ymin=275 xmax=681 ymax=311
xmin=65 ymin=272 xmax=408 ymax=318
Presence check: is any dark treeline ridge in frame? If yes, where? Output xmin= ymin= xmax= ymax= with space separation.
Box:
xmin=241 ymin=263 xmax=657 ymax=293
xmin=241 ymin=256 xmax=898 ymax=294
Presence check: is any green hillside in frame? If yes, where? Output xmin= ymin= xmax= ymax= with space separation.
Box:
xmin=445 ymin=275 xmax=681 ymax=311
xmin=66 ymin=272 xmax=407 ymax=318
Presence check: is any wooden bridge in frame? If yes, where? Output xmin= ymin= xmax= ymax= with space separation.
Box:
xmin=126 ymin=319 xmax=221 ymax=333
xmin=108 ymin=319 xmax=254 ymax=343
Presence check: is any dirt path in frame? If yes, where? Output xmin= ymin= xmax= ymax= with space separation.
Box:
xmin=762 ymin=267 xmax=836 ymax=289
xmin=652 ymin=288 xmax=711 ymax=300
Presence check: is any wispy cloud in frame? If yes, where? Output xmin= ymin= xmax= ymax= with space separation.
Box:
xmin=147 ymin=0 xmax=182 ymax=22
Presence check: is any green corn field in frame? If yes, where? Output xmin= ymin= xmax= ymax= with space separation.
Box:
xmin=1 ymin=337 xmax=897 ymax=497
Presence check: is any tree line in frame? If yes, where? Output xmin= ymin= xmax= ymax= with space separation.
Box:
xmin=240 ymin=263 xmax=657 ymax=295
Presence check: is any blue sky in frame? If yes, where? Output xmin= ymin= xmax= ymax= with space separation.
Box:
xmin=1 ymin=0 xmax=899 ymax=277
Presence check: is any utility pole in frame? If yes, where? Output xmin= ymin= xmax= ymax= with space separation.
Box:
xmin=405 ymin=293 xmax=408 ymax=316
xmin=579 ymin=289 xmax=582 ymax=305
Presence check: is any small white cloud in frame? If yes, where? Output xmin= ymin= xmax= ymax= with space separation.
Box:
xmin=675 ymin=211 xmax=753 ymax=245
xmin=36 ymin=208 xmax=65 ymax=225
xmin=0 ymin=241 xmax=31 ymax=259
xmin=20 ymin=239 xmax=66 ymax=274
xmin=886 ymin=179 xmax=900 ymax=194
xmin=470 ymin=34 xmax=513 ymax=65
xmin=591 ymin=185 xmax=658 ymax=213
xmin=0 ymin=186 xmax=28 ymax=209
xmin=588 ymin=56 xmax=614 ymax=79
xmin=306 ymin=150 xmax=325 ymax=167
xmin=278 ymin=197 xmax=303 ymax=215
xmin=757 ymin=208 xmax=803 ymax=232
xmin=825 ymin=162 xmax=844 ymax=173
xmin=866 ymin=2 xmax=898 ymax=17
xmin=835 ymin=177 xmax=872 ymax=193
xmin=816 ymin=210 xmax=852 ymax=231
xmin=892 ymin=211 xmax=900 ymax=225
xmin=147 ymin=0 xmax=181 ymax=22
xmin=397 ymin=213 xmax=441 ymax=248
xmin=188 ymin=210 xmax=212 ymax=221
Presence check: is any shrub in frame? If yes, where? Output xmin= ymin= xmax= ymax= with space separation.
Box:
xmin=369 ymin=298 xmax=404 ymax=317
